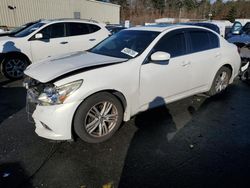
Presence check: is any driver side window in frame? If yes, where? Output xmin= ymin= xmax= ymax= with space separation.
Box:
xmin=39 ymin=23 xmax=65 ymax=39
xmin=153 ymin=31 xmax=187 ymax=58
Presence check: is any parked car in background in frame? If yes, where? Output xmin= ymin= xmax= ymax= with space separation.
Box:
xmin=227 ymin=22 xmax=250 ymax=80
xmin=225 ymin=21 xmax=250 ymax=39
xmin=207 ymin=20 xmax=233 ymax=38
xmin=24 ymin=25 xmax=240 ymax=143
xmin=227 ymin=21 xmax=250 ymax=57
xmin=0 ymin=20 xmax=40 ymax=37
xmin=106 ymin=24 xmax=126 ymax=35
xmin=227 ymin=22 xmax=250 ymax=60
xmin=0 ymin=19 xmax=110 ymax=80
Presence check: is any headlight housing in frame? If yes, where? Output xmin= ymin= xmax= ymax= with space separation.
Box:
xmin=38 ymin=80 xmax=83 ymax=106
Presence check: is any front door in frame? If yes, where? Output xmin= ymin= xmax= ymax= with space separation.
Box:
xmin=30 ymin=23 xmax=69 ymax=62
xmin=139 ymin=30 xmax=192 ymax=109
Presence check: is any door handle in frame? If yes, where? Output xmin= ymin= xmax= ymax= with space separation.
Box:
xmin=60 ymin=41 xmax=68 ymax=44
xmin=181 ymin=61 xmax=191 ymax=66
xmin=215 ymin=53 xmax=221 ymax=58
xmin=89 ymin=38 xmax=96 ymax=41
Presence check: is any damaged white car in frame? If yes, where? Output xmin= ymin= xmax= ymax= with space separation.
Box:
xmin=24 ymin=25 xmax=241 ymax=143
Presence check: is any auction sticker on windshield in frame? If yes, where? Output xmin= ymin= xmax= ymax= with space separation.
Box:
xmin=121 ymin=48 xmax=139 ymax=57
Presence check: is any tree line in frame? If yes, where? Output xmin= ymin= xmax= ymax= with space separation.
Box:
xmin=106 ymin=0 xmax=250 ymax=25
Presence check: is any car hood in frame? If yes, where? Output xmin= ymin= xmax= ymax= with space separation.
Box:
xmin=228 ymin=34 xmax=250 ymax=44
xmin=24 ymin=51 xmax=127 ymax=83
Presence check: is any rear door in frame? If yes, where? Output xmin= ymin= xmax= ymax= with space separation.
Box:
xmin=66 ymin=22 xmax=104 ymax=52
xmin=186 ymin=29 xmax=221 ymax=91
xmin=30 ymin=23 xmax=69 ymax=62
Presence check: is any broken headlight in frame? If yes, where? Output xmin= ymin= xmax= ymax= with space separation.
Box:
xmin=38 ymin=80 xmax=82 ymax=106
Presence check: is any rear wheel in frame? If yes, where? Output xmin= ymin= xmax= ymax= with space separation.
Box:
xmin=74 ymin=92 xmax=123 ymax=143
xmin=207 ymin=66 xmax=231 ymax=96
xmin=1 ymin=55 xmax=29 ymax=80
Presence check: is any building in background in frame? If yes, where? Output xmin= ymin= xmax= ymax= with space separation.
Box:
xmin=0 ymin=0 xmax=120 ymax=27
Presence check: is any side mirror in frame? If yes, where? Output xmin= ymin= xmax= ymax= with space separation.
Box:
xmin=35 ymin=33 xmax=43 ymax=39
xmin=150 ymin=51 xmax=171 ymax=64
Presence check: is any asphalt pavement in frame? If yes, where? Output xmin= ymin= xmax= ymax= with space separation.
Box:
xmin=0 ymin=75 xmax=250 ymax=188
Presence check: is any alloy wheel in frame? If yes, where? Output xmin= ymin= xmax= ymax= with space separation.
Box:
xmin=215 ymin=71 xmax=229 ymax=93
xmin=85 ymin=101 xmax=118 ymax=137
xmin=5 ymin=58 xmax=27 ymax=78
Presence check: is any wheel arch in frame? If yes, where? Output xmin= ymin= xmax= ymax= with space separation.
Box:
xmin=222 ymin=64 xmax=233 ymax=78
xmin=3 ymin=51 xmax=31 ymax=63
xmin=71 ymin=89 xmax=129 ymax=140
xmin=0 ymin=51 xmax=32 ymax=77
xmin=207 ymin=63 xmax=234 ymax=94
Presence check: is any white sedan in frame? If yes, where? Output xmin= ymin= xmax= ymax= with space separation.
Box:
xmin=24 ymin=25 xmax=241 ymax=143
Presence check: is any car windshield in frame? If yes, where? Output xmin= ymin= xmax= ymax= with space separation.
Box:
xmin=10 ymin=22 xmax=37 ymax=34
xmin=13 ymin=22 xmax=45 ymax=37
xmin=90 ymin=30 xmax=160 ymax=59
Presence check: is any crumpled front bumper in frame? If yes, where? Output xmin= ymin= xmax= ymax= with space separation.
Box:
xmin=25 ymin=82 xmax=82 ymax=141
xmin=32 ymin=101 xmax=81 ymax=140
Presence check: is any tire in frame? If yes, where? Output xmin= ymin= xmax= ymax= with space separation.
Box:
xmin=1 ymin=55 xmax=29 ymax=80
xmin=74 ymin=92 xmax=124 ymax=143
xmin=207 ymin=66 xmax=232 ymax=96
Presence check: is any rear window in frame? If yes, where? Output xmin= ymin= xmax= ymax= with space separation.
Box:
xmin=89 ymin=24 xmax=101 ymax=33
xmin=208 ymin=32 xmax=219 ymax=49
xmin=190 ymin=31 xmax=210 ymax=53
xmin=189 ymin=30 xmax=219 ymax=53
xmin=66 ymin=23 xmax=101 ymax=36
xmin=67 ymin=23 xmax=90 ymax=36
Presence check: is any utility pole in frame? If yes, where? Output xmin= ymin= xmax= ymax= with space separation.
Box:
xmin=203 ymin=1 xmax=207 ymax=19
xmin=179 ymin=7 xmax=182 ymax=22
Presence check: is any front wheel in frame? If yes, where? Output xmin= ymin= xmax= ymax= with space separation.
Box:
xmin=207 ymin=67 xmax=231 ymax=96
xmin=74 ymin=92 xmax=124 ymax=143
xmin=1 ymin=56 xmax=29 ymax=80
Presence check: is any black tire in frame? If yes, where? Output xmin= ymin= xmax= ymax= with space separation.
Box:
xmin=207 ymin=66 xmax=232 ymax=96
xmin=1 ymin=55 xmax=29 ymax=80
xmin=74 ymin=92 xmax=124 ymax=143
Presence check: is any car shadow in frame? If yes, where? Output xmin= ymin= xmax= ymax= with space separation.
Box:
xmin=0 ymin=162 xmax=33 ymax=188
xmin=0 ymin=80 xmax=26 ymax=124
xmin=118 ymin=89 xmax=237 ymax=188
xmin=118 ymin=96 xmax=201 ymax=188
xmin=2 ymin=41 xmax=21 ymax=53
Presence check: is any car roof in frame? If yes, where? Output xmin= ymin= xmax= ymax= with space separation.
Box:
xmin=127 ymin=24 xmax=214 ymax=33
xmin=39 ymin=18 xmax=99 ymax=24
